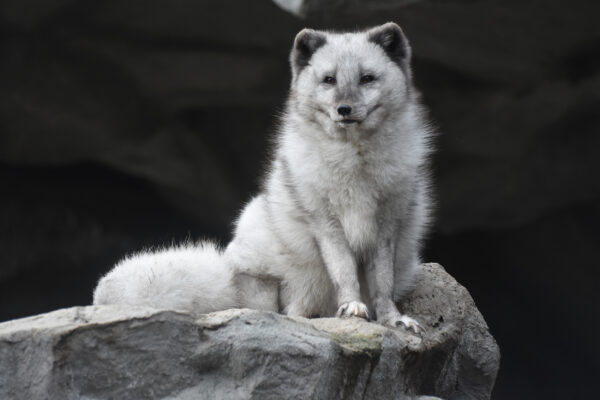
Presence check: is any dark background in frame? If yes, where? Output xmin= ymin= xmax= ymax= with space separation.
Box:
xmin=1 ymin=0 xmax=598 ymax=398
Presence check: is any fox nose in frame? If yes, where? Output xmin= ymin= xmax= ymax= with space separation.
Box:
xmin=337 ymin=104 xmax=352 ymax=116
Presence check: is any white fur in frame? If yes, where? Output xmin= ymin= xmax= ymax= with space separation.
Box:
xmin=94 ymin=23 xmax=433 ymax=333
xmin=93 ymin=242 xmax=237 ymax=316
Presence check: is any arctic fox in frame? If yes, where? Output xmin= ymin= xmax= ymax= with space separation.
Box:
xmin=94 ymin=22 xmax=433 ymax=333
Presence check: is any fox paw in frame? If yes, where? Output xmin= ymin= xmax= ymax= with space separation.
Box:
xmin=336 ymin=301 xmax=370 ymax=320
xmin=378 ymin=312 xmax=424 ymax=334
xmin=396 ymin=315 xmax=424 ymax=335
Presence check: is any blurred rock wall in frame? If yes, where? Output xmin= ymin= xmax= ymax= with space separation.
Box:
xmin=1 ymin=1 xmax=599 ymax=398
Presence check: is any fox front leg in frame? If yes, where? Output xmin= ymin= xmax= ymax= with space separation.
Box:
xmin=316 ymin=230 xmax=369 ymax=320
xmin=365 ymin=237 xmax=423 ymax=334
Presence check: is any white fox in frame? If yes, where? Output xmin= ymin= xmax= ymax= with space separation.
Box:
xmin=94 ymin=22 xmax=433 ymax=333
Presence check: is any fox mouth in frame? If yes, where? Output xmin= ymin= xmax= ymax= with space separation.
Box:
xmin=340 ymin=119 xmax=360 ymax=124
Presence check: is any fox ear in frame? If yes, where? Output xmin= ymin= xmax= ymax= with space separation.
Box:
xmin=291 ymin=28 xmax=326 ymax=77
xmin=368 ymin=22 xmax=411 ymax=71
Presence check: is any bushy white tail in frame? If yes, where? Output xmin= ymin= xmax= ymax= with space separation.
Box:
xmin=93 ymin=241 xmax=238 ymax=316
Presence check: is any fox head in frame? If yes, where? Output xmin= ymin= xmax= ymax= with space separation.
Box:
xmin=289 ymin=23 xmax=413 ymax=137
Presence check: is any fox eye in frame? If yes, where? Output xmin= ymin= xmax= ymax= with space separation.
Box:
xmin=360 ymin=74 xmax=375 ymax=84
xmin=323 ymin=76 xmax=336 ymax=84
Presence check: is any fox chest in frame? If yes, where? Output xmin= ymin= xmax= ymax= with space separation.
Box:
xmin=328 ymin=179 xmax=379 ymax=253
xmin=298 ymin=141 xmax=391 ymax=252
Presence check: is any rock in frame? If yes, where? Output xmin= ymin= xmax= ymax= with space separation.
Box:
xmin=272 ymin=0 xmax=425 ymax=19
xmin=0 ymin=263 xmax=499 ymax=400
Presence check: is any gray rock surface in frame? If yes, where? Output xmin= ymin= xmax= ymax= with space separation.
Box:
xmin=0 ymin=263 xmax=499 ymax=400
